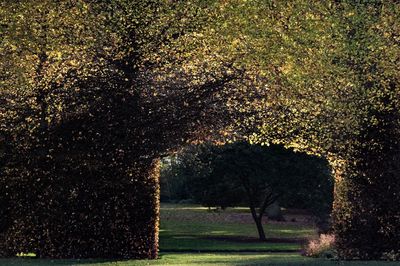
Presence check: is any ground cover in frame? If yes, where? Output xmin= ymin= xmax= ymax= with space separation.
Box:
xmin=159 ymin=203 xmax=316 ymax=252
xmin=2 ymin=253 xmax=399 ymax=266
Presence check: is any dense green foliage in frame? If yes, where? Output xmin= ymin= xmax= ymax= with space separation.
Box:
xmin=0 ymin=0 xmax=238 ymax=259
xmin=201 ymin=1 xmax=400 ymax=259
xmin=0 ymin=0 xmax=399 ymax=260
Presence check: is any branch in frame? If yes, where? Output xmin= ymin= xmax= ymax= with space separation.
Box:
xmin=258 ymin=188 xmax=282 ymax=220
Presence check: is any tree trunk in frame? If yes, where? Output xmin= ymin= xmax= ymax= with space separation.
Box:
xmin=249 ymin=205 xmax=266 ymax=241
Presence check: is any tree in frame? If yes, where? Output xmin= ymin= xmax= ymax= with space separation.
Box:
xmin=203 ymin=1 xmax=399 ymax=259
xmin=0 ymin=0 xmax=240 ymax=258
xmin=162 ymin=142 xmax=333 ymax=241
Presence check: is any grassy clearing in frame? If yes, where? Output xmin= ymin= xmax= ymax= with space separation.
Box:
xmin=159 ymin=203 xmax=315 ymax=251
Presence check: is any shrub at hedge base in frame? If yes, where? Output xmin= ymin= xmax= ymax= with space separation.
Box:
xmin=0 ymin=158 xmax=160 ymax=259
xmin=332 ymin=118 xmax=400 ymax=260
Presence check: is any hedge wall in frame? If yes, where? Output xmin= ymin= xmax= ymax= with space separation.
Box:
xmin=332 ymin=111 xmax=400 ymax=260
xmin=0 ymin=154 xmax=160 ymax=259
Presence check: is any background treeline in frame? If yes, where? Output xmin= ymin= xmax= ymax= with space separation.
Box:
xmin=160 ymin=142 xmax=333 ymax=222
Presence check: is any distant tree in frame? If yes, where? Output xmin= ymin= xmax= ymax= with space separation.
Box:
xmin=162 ymin=142 xmax=333 ymax=241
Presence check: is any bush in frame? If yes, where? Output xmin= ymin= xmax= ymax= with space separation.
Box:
xmin=303 ymin=234 xmax=337 ymax=259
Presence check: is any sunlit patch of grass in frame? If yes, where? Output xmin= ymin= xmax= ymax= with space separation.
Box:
xmin=210 ymin=230 xmax=230 ymax=234
xmin=269 ymin=228 xmax=315 ymax=236
xmin=16 ymin=252 xmax=36 ymax=257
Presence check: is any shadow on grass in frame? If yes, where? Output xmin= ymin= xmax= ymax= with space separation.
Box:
xmin=202 ymin=235 xmax=307 ymax=243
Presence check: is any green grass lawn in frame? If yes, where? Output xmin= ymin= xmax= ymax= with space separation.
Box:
xmin=0 ymin=203 xmax=397 ymax=265
xmin=2 ymin=253 xmax=399 ymax=266
xmin=159 ymin=203 xmax=315 ymax=251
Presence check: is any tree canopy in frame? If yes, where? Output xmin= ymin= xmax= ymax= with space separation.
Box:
xmin=0 ymin=0 xmax=399 ymax=260
xmin=0 ymin=0 xmax=241 ymax=258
